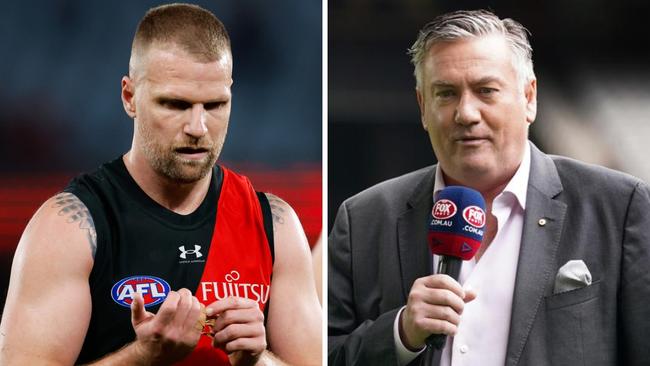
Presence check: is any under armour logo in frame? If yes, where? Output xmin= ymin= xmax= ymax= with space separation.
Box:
xmin=179 ymin=245 xmax=202 ymax=259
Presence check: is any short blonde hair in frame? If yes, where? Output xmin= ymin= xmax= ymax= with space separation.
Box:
xmin=130 ymin=3 xmax=230 ymax=71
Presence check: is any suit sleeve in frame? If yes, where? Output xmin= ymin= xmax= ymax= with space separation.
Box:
xmin=620 ymin=181 xmax=650 ymax=365
xmin=328 ymin=201 xmax=401 ymax=366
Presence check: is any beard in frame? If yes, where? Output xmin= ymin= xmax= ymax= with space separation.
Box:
xmin=149 ymin=145 xmax=218 ymax=183
xmin=138 ymin=125 xmax=226 ymax=184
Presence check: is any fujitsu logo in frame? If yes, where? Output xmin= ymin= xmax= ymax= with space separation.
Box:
xmin=200 ymin=270 xmax=271 ymax=305
xmin=179 ymin=245 xmax=202 ymax=259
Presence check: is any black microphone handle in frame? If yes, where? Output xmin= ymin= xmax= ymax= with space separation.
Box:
xmin=425 ymin=256 xmax=462 ymax=350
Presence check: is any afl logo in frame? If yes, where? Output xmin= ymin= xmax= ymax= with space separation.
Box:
xmin=432 ymin=199 xmax=457 ymax=220
xmin=111 ymin=275 xmax=170 ymax=308
xmin=463 ymin=206 xmax=486 ymax=228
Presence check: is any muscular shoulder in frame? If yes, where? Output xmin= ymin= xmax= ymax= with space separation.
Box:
xmin=50 ymin=192 xmax=98 ymax=257
xmin=342 ymin=165 xmax=435 ymax=215
xmin=20 ymin=192 xmax=97 ymax=265
xmin=262 ymin=193 xmax=311 ymax=260
xmin=264 ymin=193 xmax=293 ymax=232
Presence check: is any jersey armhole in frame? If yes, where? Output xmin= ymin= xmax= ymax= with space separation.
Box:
xmin=256 ymin=191 xmax=274 ymax=327
xmin=256 ymin=191 xmax=275 ymax=263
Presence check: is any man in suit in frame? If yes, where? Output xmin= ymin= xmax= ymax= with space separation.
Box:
xmin=328 ymin=9 xmax=650 ymax=366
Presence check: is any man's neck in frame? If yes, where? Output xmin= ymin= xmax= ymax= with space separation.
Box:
xmin=122 ymin=152 xmax=212 ymax=215
xmin=442 ymin=172 xmax=511 ymax=208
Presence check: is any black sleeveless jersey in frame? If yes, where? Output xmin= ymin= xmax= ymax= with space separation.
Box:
xmin=64 ymin=158 xmax=273 ymax=364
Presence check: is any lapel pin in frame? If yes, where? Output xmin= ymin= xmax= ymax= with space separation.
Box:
xmin=538 ymin=218 xmax=547 ymax=226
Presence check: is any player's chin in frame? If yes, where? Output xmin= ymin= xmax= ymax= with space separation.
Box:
xmin=167 ymin=163 xmax=213 ymax=183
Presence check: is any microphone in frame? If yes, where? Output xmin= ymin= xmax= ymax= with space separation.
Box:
xmin=425 ymin=186 xmax=486 ymax=350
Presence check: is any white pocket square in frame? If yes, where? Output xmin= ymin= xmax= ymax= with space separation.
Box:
xmin=554 ymin=260 xmax=592 ymax=294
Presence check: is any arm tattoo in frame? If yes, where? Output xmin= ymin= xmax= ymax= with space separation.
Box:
xmin=52 ymin=192 xmax=97 ymax=258
xmin=265 ymin=193 xmax=286 ymax=229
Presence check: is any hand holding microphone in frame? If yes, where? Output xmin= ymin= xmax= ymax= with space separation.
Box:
xmin=399 ymin=274 xmax=476 ymax=350
xmin=398 ymin=186 xmax=486 ymax=352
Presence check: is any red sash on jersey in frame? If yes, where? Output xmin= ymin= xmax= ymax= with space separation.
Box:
xmin=178 ymin=168 xmax=273 ymax=365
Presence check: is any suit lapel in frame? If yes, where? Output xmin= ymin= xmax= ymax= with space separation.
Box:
xmin=397 ymin=167 xmax=436 ymax=301
xmin=506 ymin=144 xmax=567 ymax=366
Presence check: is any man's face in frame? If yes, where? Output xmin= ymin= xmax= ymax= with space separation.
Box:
xmin=125 ymin=45 xmax=233 ymax=183
xmin=416 ymin=34 xmax=536 ymax=191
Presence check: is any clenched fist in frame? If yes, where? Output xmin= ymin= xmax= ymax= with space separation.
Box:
xmin=399 ymin=274 xmax=476 ymax=350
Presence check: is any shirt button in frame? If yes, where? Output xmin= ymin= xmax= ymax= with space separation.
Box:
xmin=459 ymin=345 xmax=469 ymax=353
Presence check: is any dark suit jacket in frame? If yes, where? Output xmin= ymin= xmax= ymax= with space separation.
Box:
xmin=328 ymin=144 xmax=650 ymax=366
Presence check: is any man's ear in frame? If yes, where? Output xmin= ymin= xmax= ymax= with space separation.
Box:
xmin=121 ymin=76 xmax=136 ymax=119
xmin=416 ymin=88 xmax=427 ymax=131
xmin=525 ymin=78 xmax=537 ymax=124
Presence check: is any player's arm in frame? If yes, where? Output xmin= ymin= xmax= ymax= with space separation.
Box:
xmin=264 ymin=193 xmax=322 ymax=365
xmin=0 ymin=193 xmax=95 ymax=365
xmin=0 ymin=193 xmax=204 ymax=366
xmin=205 ymin=193 xmax=322 ymax=366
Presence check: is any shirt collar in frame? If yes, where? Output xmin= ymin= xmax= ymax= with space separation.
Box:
xmin=433 ymin=142 xmax=531 ymax=209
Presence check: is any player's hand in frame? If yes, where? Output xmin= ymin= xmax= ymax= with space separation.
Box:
xmin=130 ymin=288 xmax=203 ymax=365
xmin=205 ymin=297 xmax=266 ymax=366
xmin=399 ymin=274 xmax=476 ymax=350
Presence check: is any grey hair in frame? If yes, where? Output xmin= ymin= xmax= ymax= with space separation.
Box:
xmin=408 ymin=9 xmax=534 ymax=90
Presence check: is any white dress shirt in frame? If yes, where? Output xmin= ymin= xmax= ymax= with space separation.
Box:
xmin=395 ymin=143 xmax=531 ymax=366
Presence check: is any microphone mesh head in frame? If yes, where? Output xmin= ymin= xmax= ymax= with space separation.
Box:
xmin=428 ymin=186 xmax=486 ymax=260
